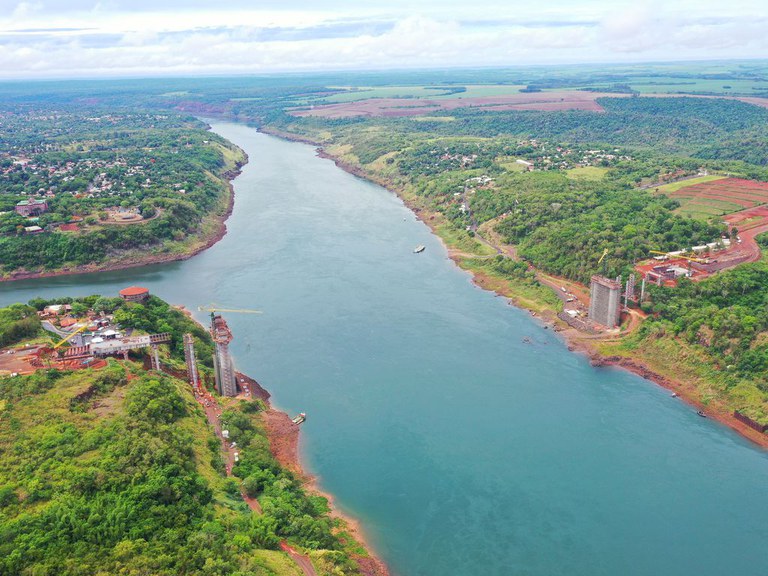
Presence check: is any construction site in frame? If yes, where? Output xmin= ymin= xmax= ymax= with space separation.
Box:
xmin=558 ymin=215 xmax=767 ymax=332
xmin=0 ymin=292 xmax=256 ymax=402
xmin=0 ymin=294 xmax=171 ymax=377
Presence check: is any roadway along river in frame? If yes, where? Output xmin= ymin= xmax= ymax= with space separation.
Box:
xmin=3 ymin=121 xmax=768 ymax=576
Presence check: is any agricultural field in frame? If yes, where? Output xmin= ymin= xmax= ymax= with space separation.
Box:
xmin=289 ymin=90 xmax=624 ymax=118
xmin=495 ymin=156 xmax=530 ymax=172
xmin=566 ymin=166 xmax=608 ymax=180
xmin=317 ymin=84 xmax=527 ymax=104
xmin=320 ymin=85 xmax=458 ymax=103
xmin=582 ymin=76 xmax=768 ymax=95
xmin=661 ymin=177 xmax=768 ymax=219
xmin=656 ymin=174 xmax=726 ymax=193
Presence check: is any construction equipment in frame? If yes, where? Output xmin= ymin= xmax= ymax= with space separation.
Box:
xmin=596 ymin=248 xmax=610 ymax=274
xmin=52 ymin=324 xmax=88 ymax=350
xmin=649 ymin=250 xmax=707 ymax=264
xmin=198 ymin=305 xmax=262 ymax=315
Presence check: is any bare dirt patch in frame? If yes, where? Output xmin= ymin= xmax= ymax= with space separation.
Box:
xmin=0 ymin=345 xmax=43 ymax=375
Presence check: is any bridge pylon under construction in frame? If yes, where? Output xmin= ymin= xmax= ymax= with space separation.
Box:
xmin=210 ymin=314 xmax=239 ymax=397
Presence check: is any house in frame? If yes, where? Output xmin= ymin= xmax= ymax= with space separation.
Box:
xmin=24 ymin=225 xmax=43 ymax=234
xmin=15 ymin=198 xmax=49 ymax=217
xmin=43 ymin=304 xmax=72 ymax=316
xmin=119 ymin=286 xmax=150 ymax=303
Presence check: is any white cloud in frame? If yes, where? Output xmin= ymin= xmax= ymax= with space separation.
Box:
xmin=10 ymin=1 xmax=43 ymax=19
xmin=0 ymin=1 xmax=766 ymax=77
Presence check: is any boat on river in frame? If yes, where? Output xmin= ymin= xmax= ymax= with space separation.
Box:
xmin=413 ymin=245 xmax=425 ymax=253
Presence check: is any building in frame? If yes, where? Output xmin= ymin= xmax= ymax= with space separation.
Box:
xmin=211 ymin=314 xmax=238 ymax=397
xmin=588 ymin=275 xmax=622 ymax=328
xmin=15 ymin=198 xmax=49 ymax=217
xmin=645 ymin=264 xmax=691 ymax=286
xmin=42 ymin=304 xmax=70 ymax=316
xmin=59 ymin=317 xmax=78 ymax=328
xmin=119 ymin=286 xmax=150 ymax=303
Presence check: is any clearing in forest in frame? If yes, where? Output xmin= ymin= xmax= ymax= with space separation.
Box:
xmin=660 ymin=177 xmax=768 ymax=219
xmin=566 ymin=166 xmax=608 ymax=180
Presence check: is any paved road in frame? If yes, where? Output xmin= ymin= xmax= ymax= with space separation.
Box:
xmin=41 ymin=320 xmax=68 ymax=338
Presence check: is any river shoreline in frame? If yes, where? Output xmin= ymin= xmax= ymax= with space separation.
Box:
xmin=262 ymin=406 xmax=389 ymax=576
xmin=178 ymin=312 xmax=390 ymax=575
xmin=262 ymin=126 xmax=768 ymax=452
xmin=0 ymin=157 xmax=246 ymax=284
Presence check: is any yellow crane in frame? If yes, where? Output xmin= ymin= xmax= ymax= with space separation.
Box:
xmin=597 ymin=248 xmax=609 ymax=265
xmin=198 ymin=305 xmax=262 ymax=315
xmin=649 ymin=250 xmax=707 ymax=264
xmin=52 ymin=324 xmax=88 ymax=350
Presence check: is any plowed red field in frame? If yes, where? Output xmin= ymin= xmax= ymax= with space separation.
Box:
xmin=670 ymin=178 xmax=768 ymax=210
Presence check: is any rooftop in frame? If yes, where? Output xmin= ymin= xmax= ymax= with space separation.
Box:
xmin=119 ymin=286 xmax=149 ymax=296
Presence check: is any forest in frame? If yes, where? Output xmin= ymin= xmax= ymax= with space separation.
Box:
xmin=0 ymin=296 xmax=364 ymax=576
xmin=627 ymin=263 xmax=768 ymax=421
xmin=0 ymin=303 xmax=40 ymax=348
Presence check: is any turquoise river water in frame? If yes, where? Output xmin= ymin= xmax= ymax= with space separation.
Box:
xmin=2 ymin=121 xmax=768 ymax=576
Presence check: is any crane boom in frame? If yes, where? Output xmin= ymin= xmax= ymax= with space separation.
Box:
xmin=53 ymin=324 xmax=88 ymax=350
xmin=597 ymin=248 xmax=609 ymax=265
xmin=649 ymin=250 xmax=707 ymax=263
xmin=198 ymin=305 xmax=262 ymax=315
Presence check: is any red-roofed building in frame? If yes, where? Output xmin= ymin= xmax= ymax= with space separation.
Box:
xmin=119 ymin=286 xmax=150 ymax=303
xmin=59 ymin=223 xmax=79 ymax=232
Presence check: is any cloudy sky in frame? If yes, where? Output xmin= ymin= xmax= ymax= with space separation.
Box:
xmin=0 ymin=0 xmax=766 ymax=78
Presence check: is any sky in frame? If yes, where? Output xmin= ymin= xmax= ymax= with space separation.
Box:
xmin=0 ymin=0 xmax=767 ymax=78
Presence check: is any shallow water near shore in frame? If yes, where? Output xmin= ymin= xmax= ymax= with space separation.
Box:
xmin=3 ymin=121 xmax=768 ymax=576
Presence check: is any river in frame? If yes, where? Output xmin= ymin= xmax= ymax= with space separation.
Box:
xmin=2 ymin=120 xmax=768 ymax=576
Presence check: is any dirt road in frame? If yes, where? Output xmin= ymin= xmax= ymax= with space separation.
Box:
xmin=194 ymin=388 xmax=317 ymax=574
xmin=280 ymin=542 xmax=317 ymax=576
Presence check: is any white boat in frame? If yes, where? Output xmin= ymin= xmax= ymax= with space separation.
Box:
xmin=413 ymin=245 xmax=426 ymax=253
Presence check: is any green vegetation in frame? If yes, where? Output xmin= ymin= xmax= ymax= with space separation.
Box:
xmin=674 ymin=198 xmax=746 ymax=219
xmin=27 ymin=293 xmax=214 ymax=372
xmin=656 ymin=174 xmax=726 ymax=193
xmin=0 ymin=108 xmax=245 ymax=276
xmin=0 ymin=304 xmax=40 ymax=348
xmin=0 ymin=295 xmax=364 ymax=575
xmin=319 ymin=85 xmax=459 ymax=103
xmin=619 ymin=263 xmax=768 ymax=422
xmin=565 ymin=166 xmax=608 ymax=180
xmin=461 ymin=256 xmax=562 ymax=312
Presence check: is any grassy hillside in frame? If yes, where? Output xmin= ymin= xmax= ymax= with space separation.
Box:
xmin=0 ymin=303 xmax=364 ymax=576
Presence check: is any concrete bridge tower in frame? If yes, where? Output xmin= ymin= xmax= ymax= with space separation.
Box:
xmin=210 ymin=314 xmax=238 ymax=397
